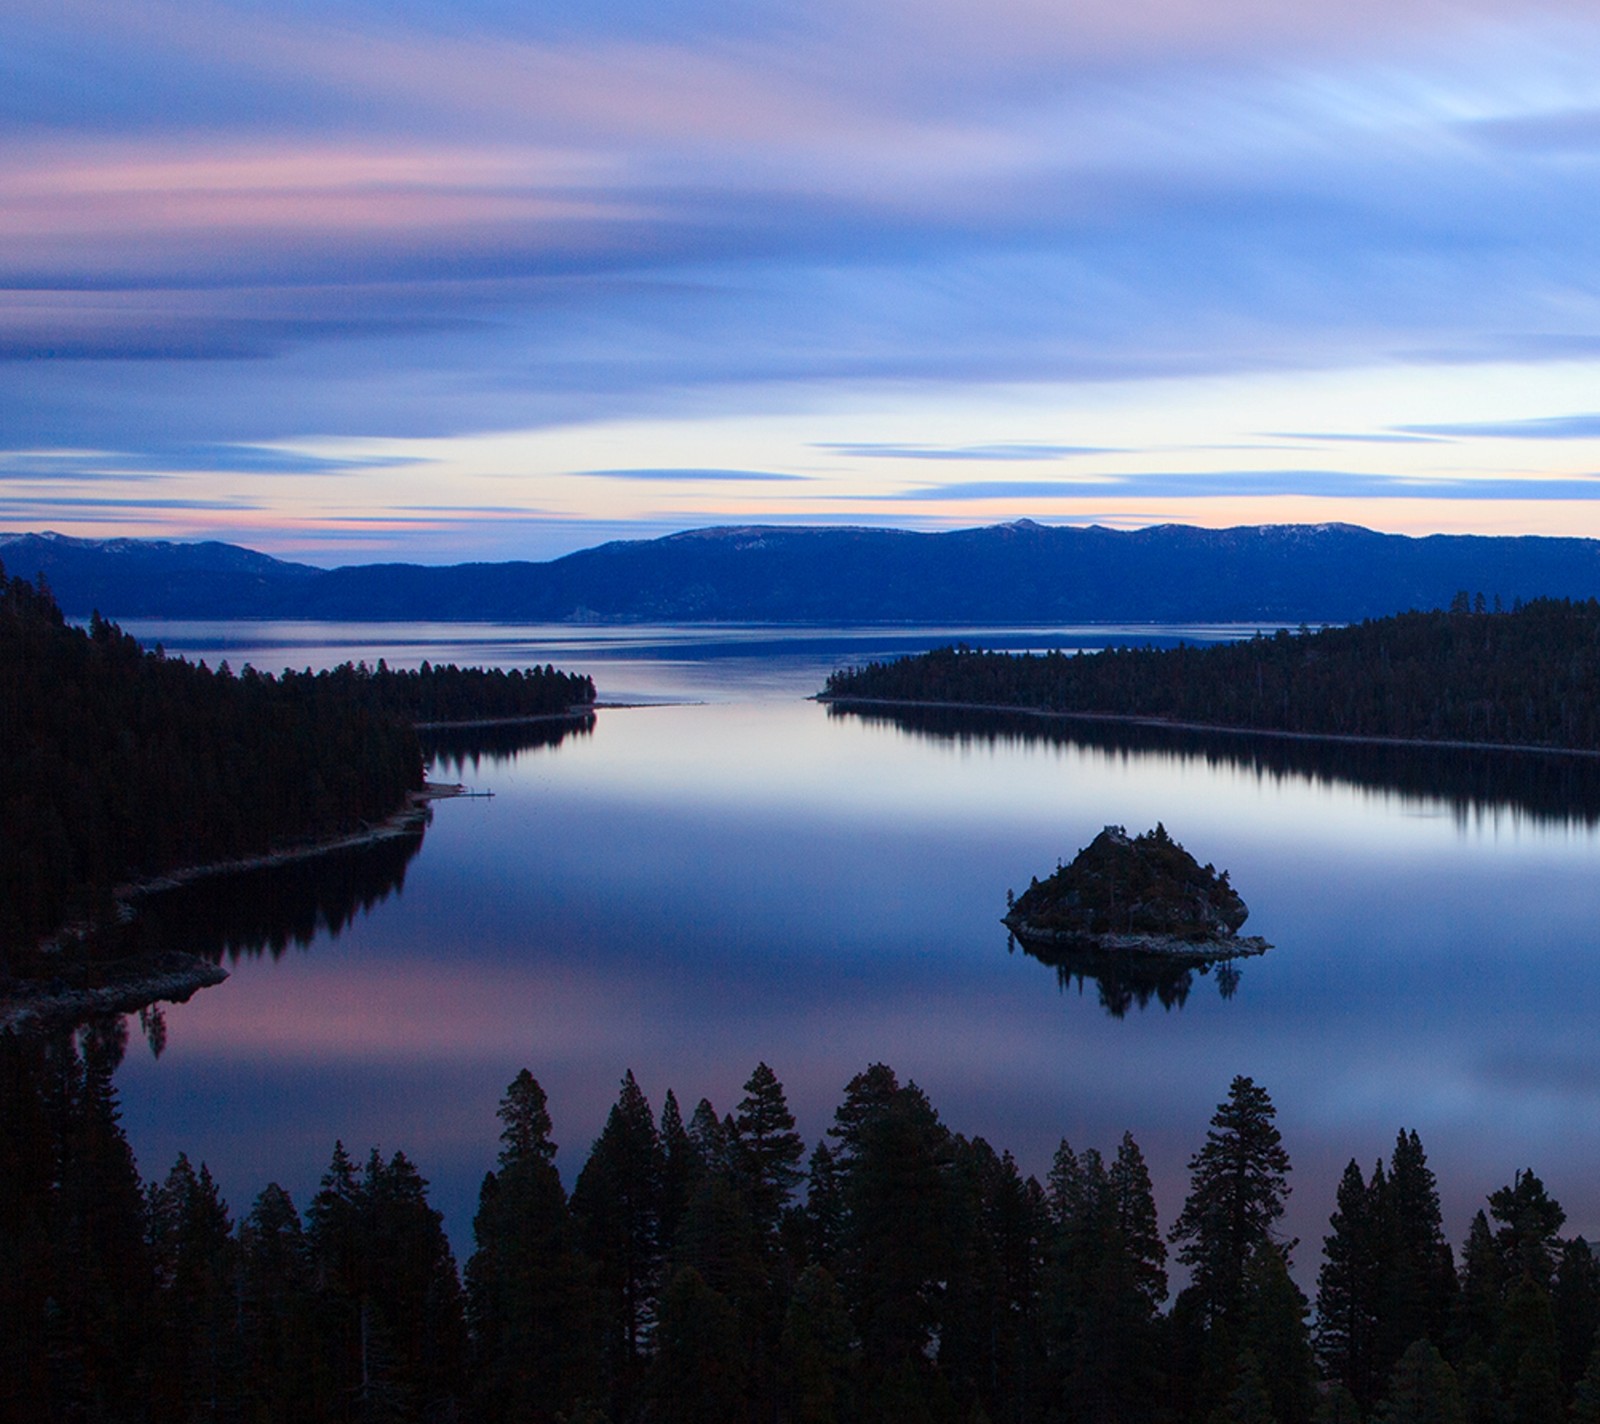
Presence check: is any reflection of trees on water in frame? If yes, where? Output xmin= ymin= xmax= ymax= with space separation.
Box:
xmin=96 ymin=828 xmax=426 ymax=971
xmin=832 ymin=704 xmax=1600 ymax=829
xmin=1008 ymin=933 xmax=1243 ymax=1018
xmin=420 ymin=713 xmax=593 ymax=774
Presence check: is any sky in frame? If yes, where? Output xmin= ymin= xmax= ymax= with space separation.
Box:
xmin=9 ymin=0 xmax=1600 ymax=564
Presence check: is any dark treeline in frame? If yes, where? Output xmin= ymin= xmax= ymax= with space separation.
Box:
xmin=9 ymin=1028 xmax=1600 ymax=1424
xmin=823 ymin=598 xmax=1600 ymax=754
xmin=0 ymin=561 xmax=592 ymax=968
xmin=376 ymin=661 xmax=595 ymax=725
xmin=829 ymin=702 xmax=1600 ymax=830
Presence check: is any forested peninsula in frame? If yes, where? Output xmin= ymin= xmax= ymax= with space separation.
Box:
xmin=0 ymin=559 xmax=594 ymax=973
xmin=11 ymin=1031 xmax=1599 ymax=1424
xmin=822 ymin=598 xmax=1600 ymax=753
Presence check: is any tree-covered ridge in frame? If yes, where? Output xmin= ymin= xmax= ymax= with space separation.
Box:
xmin=1007 ymin=823 xmax=1250 ymax=944
xmin=823 ymin=598 xmax=1600 ymax=752
xmin=0 ymin=560 xmax=593 ymax=964
xmin=9 ymin=1036 xmax=1600 ymax=1424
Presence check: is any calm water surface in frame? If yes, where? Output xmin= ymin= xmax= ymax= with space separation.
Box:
xmin=109 ymin=621 xmax=1600 ymax=1276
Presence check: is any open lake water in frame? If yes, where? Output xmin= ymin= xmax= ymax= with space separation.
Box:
xmin=108 ymin=620 xmax=1600 ymax=1276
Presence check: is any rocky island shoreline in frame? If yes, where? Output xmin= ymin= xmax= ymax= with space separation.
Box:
xmin=1003 ymin=823 xmax=1271 ymax=960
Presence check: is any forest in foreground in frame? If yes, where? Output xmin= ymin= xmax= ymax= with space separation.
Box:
xmin=0 ymin=560 xmax=594 ymax=967
xmin=6 ymin=1024 xmax=1597 ymax=1424
xmin=822 ymin=598 xmax=1600 ymax=753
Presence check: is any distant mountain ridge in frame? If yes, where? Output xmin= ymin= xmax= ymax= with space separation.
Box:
xmin=7 ymin=520 xmax=1600 ymax=623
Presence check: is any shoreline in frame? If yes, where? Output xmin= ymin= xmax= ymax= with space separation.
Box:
xmin=1 ymin=954 xmax=230 ymax=1036
xmin=1005 ymin=921 xmax=1272 ymax=961
xmin=103 ymin=783 xmax=446 ymax=903
xmin=413 ymin=705 xmax=596 ymax=730
xmin=817 ymin=695 xmax=1600 ymax=761
xmin=3 ymin=783 xmax=457 ymax=1033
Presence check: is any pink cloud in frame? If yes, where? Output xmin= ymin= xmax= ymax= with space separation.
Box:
xmin=0 ymin=141 xmax=635 ymax=244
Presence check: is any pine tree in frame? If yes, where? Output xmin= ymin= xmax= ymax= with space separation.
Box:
xmin=688 ymin=1096 xmax=732 ymax=1176
xmin=778 ymin=1265 xmax=856 ymax=1424
xmin=1494 ymin=1272 xmax=1561 ymax=1424
xmin=1209 ymin=1348 xmax=1275 ymax=1424
xmin=1317 ymin=1158 xmax=1386 ymax=1409
xmin=1239 ymin=1245 xmax=1316 ymax=1424
xmin=1571 ymin=1331 xmax=1600 ymax=1424
xmin=1375 ymin=1338 xmax=1465 ymax=1424
xmin=238 ymin=1183 xmax=317 ymax=1422
xmin=1454 ymin=1209 xmax=1504 ymax=1361
xmin=1488 ymin=1170 xmax=1566 ymax=1286
xmin=659 ymin=1089 xmax=701 ymax=1254
xmin=828 ymin=1064 xmax=955 ymax=1390
xmin=1382 ymin=1130 xmax=1456 ymax=1378
xmin=304 ymin=1141 xmax=468 ymax=1422
xmin=50 ymin=1022 xmax=158 ymax=1424
xmin=1171 ymin=1076 xmax=1293 ymax=1330
xmin=1045 ymin=1133 xmax=1167 ymax=1422
xmin=146 ymin=1154 xmax=239 ymax=1419
xmin=731 ymin=1062 xmax=806 ymax=1249
xmin=1555 ymin=1238 xmax=1600 ymax=1394
xmin=360 ymin=1149 xmax=469 ymax=1420
xmin=801 ymin=1140 xmax=845 ymax=1270
xmin=647 ymin=1267 xmax=750 ymax=1424
xmin=1110 ymin=1131 xmax=1169 ymax=1320
xmin=941 ymin=1136 xmax=1046 ymax=1424
xmin=467 ymin=1070 xmax=594 ymax=1422
xmin=571 ymin=1069 xmax=664 ymax=1408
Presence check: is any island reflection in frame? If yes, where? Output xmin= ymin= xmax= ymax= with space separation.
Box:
xmin=830 ymin=703 xmax=1600 ymax=828
xmin=1008 ymin=930 xmax=1243 ymax=1018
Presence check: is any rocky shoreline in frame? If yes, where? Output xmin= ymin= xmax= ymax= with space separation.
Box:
xmin=1004 ymin=921 xmax=1272 ymax=960
xmin=0 ymin=953 xmax=229 ymax=1035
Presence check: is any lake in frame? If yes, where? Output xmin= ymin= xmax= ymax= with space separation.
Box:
xmin=102 ymin=620 xmax=1600 ymax=1279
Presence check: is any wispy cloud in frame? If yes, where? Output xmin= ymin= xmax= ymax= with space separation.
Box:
xmin=11 ymin=0 xmax=1600 ymax=551
xmin=571 ymin=468 xmax=810 ymax=482
xmin=815 ymin=441 xmax=1110 ymax=460
xmin=852 ymin=472 xmax=1600 ymax=501
xmin=0 ymin=444 xmax=431 ymax=477
xmin=1267 ymin=431 xmax=1445 ymax=446
xmin=0 ymin=495 xmax=259 ymax=513
xmin=1396 ymin=415 xmax=1600 ymax=441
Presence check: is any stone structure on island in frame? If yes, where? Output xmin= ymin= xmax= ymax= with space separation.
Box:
xmin=1003 ymin=823 xmax=1271 ymax=960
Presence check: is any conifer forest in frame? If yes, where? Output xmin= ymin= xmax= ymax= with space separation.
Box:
xmin=9 ymin=558 xmax=1600 ymax=1424
xmin=5 ymin=1029 xmax=1596 ymax=1424
xmin=823 ymin=599 xmax=1600 ymax=753
xmin=0 ymin=560 xmax=594 ymax=967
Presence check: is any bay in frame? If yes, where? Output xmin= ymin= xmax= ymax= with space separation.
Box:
xmin=105 ymin=620 xmax=1600 ymax=1276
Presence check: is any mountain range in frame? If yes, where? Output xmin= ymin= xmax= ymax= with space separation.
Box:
xmin=6 ymin=521 xmax=1600 ymax=624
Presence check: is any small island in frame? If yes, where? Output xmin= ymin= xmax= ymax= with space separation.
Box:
xmin=1004 ymin=823 xmax=1271 ymax=959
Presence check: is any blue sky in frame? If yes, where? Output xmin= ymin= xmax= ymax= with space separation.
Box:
xmin=8 ymin=0 xmax=1600 ymax=562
